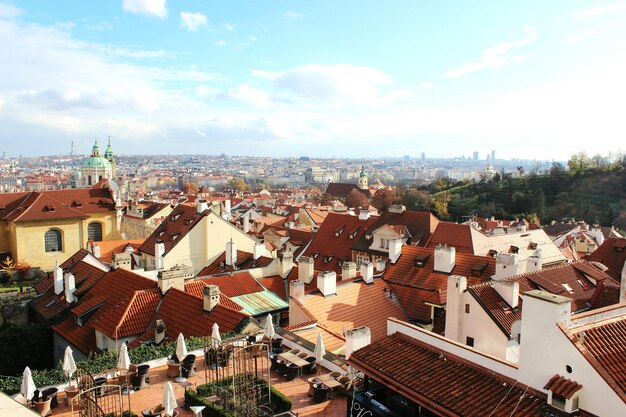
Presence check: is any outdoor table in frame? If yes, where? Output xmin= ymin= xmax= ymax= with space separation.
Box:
xmin=278 ymin=352 xmax=309 ymax=367
xmin=322 ymin=378 xmax=342 ymax=398
xmin=317 ymin=373 xmax=334 ymax=382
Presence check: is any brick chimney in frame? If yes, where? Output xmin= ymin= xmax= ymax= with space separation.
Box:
xmin=53 ymin=262 xmax=64 ymax=295
xmin=243 ymin=215 xmax=250 ymax=233
xmin=112 ymin=252 xmax=132 ymax=271
xmin=279 ymin=251 xmax=293 ymax=278
xmin=298 ymin=256 xmax=315 ymax=284
xmin=434 ymin=244 xmax=456 ymax=273
xmin=444 ymin=275 xmax=467 ymax=342
xmin=290 ymin=279 xmax=305 ymax=304
xmin=360 ymin=261 xmax=373 ymax=284
xmin=493 ymin=280 xmax=520 ymax=308
xmin=155 ymin=319 xmax=166 ymax=345
xmin=341 ymin=262 xmax=357 ymax=280
xmin=203 ymin=285 xmax=220 ymax=312
xmin=388 ymin=205 xmax=406 ymax=214
xmin=317 ymin=271 xmax=336 ymax=297
xmin=253 ymin=242 xmax=264 ymax=260
xmin=158 ymin=265 xmax=192 ymax=294
xmin=91 ymin=242 xmax=101 ymax=258
xmin=526 ymin=249 xmax=542 ymax=273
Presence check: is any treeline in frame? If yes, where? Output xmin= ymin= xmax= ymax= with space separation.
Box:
xmin=385 ymin=152 xmax=626 ymax=228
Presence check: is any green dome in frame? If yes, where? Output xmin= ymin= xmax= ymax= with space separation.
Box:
xmin=82 ymin=156 xmax=112 ymax=168
xmin=104 ymin=138 xmax=114 ymax=159
xmin=359 ymin=166 xmax=367 ymax=177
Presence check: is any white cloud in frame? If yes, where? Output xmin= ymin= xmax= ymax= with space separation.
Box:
xmin=283 ymin=11 xmax=302 ymax=19
xmin=180 ymin=12 xmax=208 ymax=31
xmin=214 ymin=40 xmax=227 ymax=47
xmin=122 ymin=0 xmax=167 ymax=18
xmin=444 ymin=26 xmax=539 ymax=78
xmin=222 ymin=84 xmax=270 ymax=108
xmin=420 ymin=81 xmax=436 ymax=90
xmin=249 ymin=36 xmax=258 ymax=42
xmin=565 ymin=28 xmax=599 ymax=45
xmin=0 ymin=3 xmax=22 ymax=19
xmin=575 ymin=3 xmax=626 ymax=19
xmin=253 ymin=64 xmax=391 ymax=106
xmin=223 ymin=23 xmax=236 ymax=32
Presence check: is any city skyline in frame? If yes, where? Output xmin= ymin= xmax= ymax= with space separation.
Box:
xmin=1 ymin=1 xmax=625 ymax=159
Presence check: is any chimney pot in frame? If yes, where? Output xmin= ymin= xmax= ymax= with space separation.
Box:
xmin=203 ymin=285 xmax=220 ymax=312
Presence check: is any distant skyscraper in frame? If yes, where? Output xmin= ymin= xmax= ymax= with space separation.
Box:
xmin=491 ymin=150 xmax=496 ymax=161
xmin=421 ymin=152 xmax=426 ymax=165
xmin=473 ymin=151 xmax=479 ymax=161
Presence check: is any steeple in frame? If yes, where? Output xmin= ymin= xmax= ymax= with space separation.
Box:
xmin=358 ymin=165 xmax=368 ymax=190
xmin=91 ymin=139 xmax=101 ymax=157
xmin=105 ymin=137 xmax=114 ymax=160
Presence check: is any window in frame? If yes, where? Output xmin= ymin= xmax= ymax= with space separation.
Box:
xmin=380 ymin=238 xmax=389 ymax=249
xmin=466 ymin=336 xmax=475 ymax=347
xmin=87 ymin=222 xmax=103 ymax=241
xmin=87 ymin=175 xmax=92 ymax=186
xmin=465 ymin=303 xmax=470 ymax=314
xmin=44 ymin=229 xmax=63 ymax=252
xmin=552 ymin=394 xmax=566 ymax=411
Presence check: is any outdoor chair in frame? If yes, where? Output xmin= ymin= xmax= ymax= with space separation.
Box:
xmin=181 ymin=355 xmax=196 ymax=378
xmin=167 ymin=362 xmax=180 ymax=378
xmin=289 ymin=349 xmax=301 ymax=355
xmin=303 ymin=357 xmax=317 ymax=375
xmin=270 ymin=354 xmax=279 ymax=372
xmin=271 ymin=337 xmax=283 ymax=350
xmin=32 ymin=396 xmax=52 ymax=416
xmin=137 ymin=364 xmax=151 ymax=383
xmin=335 ymin=376 xmax=352 ymax=395
xmin=312 ymin=383 xmax=329 ymax=403
xmin=285 ymin=363 xmax=299 ymax=381
xmin=41 ymin=388 xmax=58 ymax=408
xmin=330 ymin=371 xmax=342 ymax=379
xmin=130 ymin=373 xmax=147 ymax=390
xmin=297 ymin=352 xmax=308 ymax=359
xmin=275 ymin=359 xmax=287 ymax=376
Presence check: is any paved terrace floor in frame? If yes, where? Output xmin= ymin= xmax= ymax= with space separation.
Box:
xmin=44 ymin=358 xmax=346 ymax=417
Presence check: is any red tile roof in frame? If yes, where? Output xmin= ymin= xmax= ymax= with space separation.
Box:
xmin=544 ymin=375 xmax=583 ymax=399
xmin=138 ymin=204 xmax=207 ymax=256
xmin=325 ymin=183 xmax=371 ymax=199
xmin=183 ymin=280 xmax=244 ymax=311
xmin=257 ymin=276 xmax=288 ymax=301
xmin=585 ymin=237 xmax=626 ymax=283
xmin=426 ymin=222 xmax=478 ymax=254
xmin=348 ymin=332 xmax=549 ymax=416
xmin=197 ymin=250 xmax=273 ymax=276
xmin=301 ymin=212 xmax=378 ymax=274
xmin=189 ymin=272 xmax=264 ymax=298
xmin=91 ymin=288 xmax=161 ymax=338
xmin=92 ymin=239 xmax=145 ymax=263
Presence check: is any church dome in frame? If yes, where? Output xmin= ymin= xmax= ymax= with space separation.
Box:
xmin=82 ymin=139 xmax=112 ymax=168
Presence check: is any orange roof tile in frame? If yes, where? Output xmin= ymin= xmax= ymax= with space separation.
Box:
xmin=139 ymin=204 xmax=207 ymax=256
xmin=197 ymin=250 xmax=273 ymax=276
xmin=189 ymin=272 xmax=264 ymax=298
xmin=585 ymin=237 xmax=626 ymax=282
xmin=92 ymin=239 xmax=145 ymax=263
xmin=91 ymin=288 xmax=161 ymax=338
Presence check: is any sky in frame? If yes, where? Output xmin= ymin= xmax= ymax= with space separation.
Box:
xmin=1 ymin=1 xmax=625 ymax=160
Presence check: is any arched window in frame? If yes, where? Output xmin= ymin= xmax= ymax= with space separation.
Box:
xmin=88 ymin=222 xmax=103 ymax=242
xmin=44 ymin=229 xmax=63 ymax=252
xmin=98 ymin=175 xmax=102 ymax=182
xmin=88 ymin=175 xmax=92 ymax=186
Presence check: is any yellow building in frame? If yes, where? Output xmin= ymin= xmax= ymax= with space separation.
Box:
xmin=0 ymin=187 xmax=119 ymax=271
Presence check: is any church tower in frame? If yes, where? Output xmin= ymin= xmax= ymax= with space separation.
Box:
xmin=104 ymin=137 xmax=116 ymax=178
xmin=81 ymin=139 xmax=113 ymax=187
xmin=358 ymin=165 xmax=368 ymax=190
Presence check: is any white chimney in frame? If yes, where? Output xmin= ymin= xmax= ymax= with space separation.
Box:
xmin=341 ymin=262 xmax=357 ymax=280
xmin=360 ymin=261 xmax=374 ymax=284
xmin=203 ymin=285 xmax=220 ymax=312
xmin=224 ymin=199 xmax=231 ymax=214
xmin=155 ymin=240 xmax=165 ymax=270
xmin=388 ymin=238 xmax=403 ymax=264
xmin=317 ymin=271 xmax=336 ymax=297
xmin=434 ymin=244 xmax=456 ymax=273
xmin=526 ymin=249 xmax=542 ymax=273
xmin=290 ymin=279 xmax=305 ymax=304
xmin=345 ymin=326 xmax=371 ymax=360
xmin=253 ymin=242 xmax=264 ymax=260
xmin=243 ymin=215 xmax=250 ymax=233
xmin=298 ymin=256 xmax=315 ymax=284
xmin=279 ymin=251 xmax=293 ymax=277
xmin=91 ymin=242 xmax=101 ymax=258
xmin=226 ymin=241 xmax=237 ymax=266
xmin=374 ymin=259 xmax=386 ymax=272
xmin=197 ymin=199 xmax=208 ymax=214
xmin=358 ymin=210 xmax=370 ymax=221
xmin=494 ymin=253 xmax=520 ymax=280
xmin=493 ymin=280 xmax=520 ymax=308
xmin=158 ymin=265 xmax=190 ymax=294
xmin=621 ymin=261 xmax=626 ymax=304
xmin=64 ymin=273 xmax=76 ymax=303
xmin=445 ymin=275 xmax=467 ymax=342
xmin=53 ymin=262 xmax=64 ymax=295
xmin=388 ymin=205 xmax=406 ymax=214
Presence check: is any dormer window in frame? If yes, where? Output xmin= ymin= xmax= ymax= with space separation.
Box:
xmin=471 ymin=263 xmax=488 ymax=277
xmin=159 ymin=231 xmax=165 ymax=237
xmin=71 ymin=200 xmax=82 ymax=207
xmin=488 ymin=249 xmax=498 ymax=257
xmin=509 ymin=245 xmax=519 ymax=254
xmin=497 ymin=301 xmax=512 ymax=314
xmin=348 ymin=227 xmax=359 ymax=239
xmin=43 ymin=205 xmax=56 ymax=212
xmin=334 ymin=225 xmax=345 ymax=237
xmin=172 ymin=233 xmax=180 ymax=241
xmin=172 ymin=213 xmax=181 ymax=221
xmin=544 ymin=374 xmax=583 ymax=413
xmin=414 ymin=253 xmax=430 ymax=267
xmin=561 ymin=283 xmax=574 ymax=294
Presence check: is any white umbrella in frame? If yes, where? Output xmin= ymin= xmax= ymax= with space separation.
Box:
xmin=264 ymin=313 xmax=275 ymax=340
xmin=175 ymin=333 xmax=188 ymax=361
xmin=211 ymin=322 xmax=222 ymax=347
xmin=314 ymin=333 xmax=326 ymax=374
xmin=20 ymin=367 xmax=36 ymax=402
xmin=62 ymin=346 xmax=77 ymax=383
xmin=162 ymin=381 xmax=177 ymax=416
xmin=117 ymin=343 xmax=130 ymax=370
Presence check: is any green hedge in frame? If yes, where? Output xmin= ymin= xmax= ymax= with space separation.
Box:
xmin=185 ymin=389 xmax=237 ymax=417
xmin=0 ymin=334 xmax=213 ymax=395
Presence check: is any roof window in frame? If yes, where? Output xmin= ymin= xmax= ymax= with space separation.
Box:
xmin=471 ymin=263 xmax=488 ymax=277
xmin=334 ymin=225 xmax=345 ymax=237
xmin=172 ymin=213 xmax=181 ymax=221
xmin=43 ymin=205 xmax=56 ymax=212
xmin=561 ymin=283 xmax=574 ymax=294
xmin=509 ymin=245 xmax=519 ymax=254
xmin=497 ymin=301 xmax=512 ymax=314
xmin=414 ymin=253 xmax=430 ymax=268
xmin=172 ymin=233 xmax=180 ymax=241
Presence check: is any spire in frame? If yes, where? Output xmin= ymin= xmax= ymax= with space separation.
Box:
xmin=91 ymin=138 xmax=101 ymax=157
xmin=105 ymin=136 xmax=114 ymax=160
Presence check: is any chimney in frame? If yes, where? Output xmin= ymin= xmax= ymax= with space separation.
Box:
xmin=526 ymin=249 xmax=542 ymax=273
xmin=345 ymin=326 xmax=371 ymax=360
xmin=158 ymin=265 xmax=191 ymax=294
xmin=64 ymin=273 xmax=76 ymax=303
xmin=203 ymin=285 xmax=220 ymax=312
xmin=388 ymin=205 xmax=406 ymax=214
xmin=112 ymin=252 xmax=132 ymax=271
xmin=374 ymin=259 xmax=386 ymax=272
xmin=341 ymin=262 xmax=357 ymax=280
xmin=619 ymin=261 xmax=626 ymax=303
xmin=445 ymin=275 xmax=467 ymax=342
xmin=155 ymin=240 xmax=165 ymax=270
xmin=53 ymin=262 xmax=64 ymax=295
xmin=279 ymin=251 xmax=293 ymax=277
xmin=493 ymin=280 xmax=520 ymax=308
xmin=434 ymin=244 xmax=456 ymax=273
xmin=358 ymin=210 xmax=370 ymax=221
xmin=298 ymin=256 xmax=315 ymax=284
xmin=252 ymin=242 xmax=264 ymax=260
xmin=290 ymin=279 xmax=305 ymax=304
xmin=91 ymin=242 xmax=101 ymax=258
xmin=360 ymin=261 xmax=374 ymax=284
xmin=225 ymin=241 xmax=237 ymax=267
xmin=197 ymin=199 xmax=208 ymax=214
xmin=243 ymin=215 xmax=250 ymax=233
xmin=518 ymin=290 xmax=572 ymax=387
xmin=155 ymin=319 xmax=166 ymax=345
xmin=494 ymin=253 xmax=520 ymax=280
xmin=224 ymin=199 xmax=231 ymax=215
xmin=317 ymin=271 xmax=336 ymax=297
xmin=388 ymin=238 xmax=403 ymax=264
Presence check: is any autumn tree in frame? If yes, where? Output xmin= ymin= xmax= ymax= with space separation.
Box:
xmin=567 ymin=151 xmax=590 ymax=175
xmin=433 ymin=192 xmax=452 ymax=219
xmin=182 ymin=182 xmax=199 ymax=194
xmin=345 ymin=189 xmax=369 ymax=208
xmin=399 ymin=189 xmax=432 ymax=212
xmin=226 ymin=178 xmax=248 ymax=192
xmin=319 ymin=192 xmax=333 ymax=206
xmin=371 ymin=189 xmax=397 ymax=213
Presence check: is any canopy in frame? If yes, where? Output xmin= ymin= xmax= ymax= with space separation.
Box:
xmin=162 ymin=381 xmax=177 ymax=416
xmin=62 ymin=346 xmax=77 ymax=382
xmin=117 ymin=343 xmax=130 ymax=370
xmin=176 ymin=333 xmax=188 ymax=360
xmin=20 ymin=367 xmax=36 ymax=402
xmin=211 ymin=322 xmax=222 ymax=347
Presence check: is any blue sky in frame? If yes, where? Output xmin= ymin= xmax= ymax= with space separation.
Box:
xmin=1 ymin=1 xmax=625 ymax=160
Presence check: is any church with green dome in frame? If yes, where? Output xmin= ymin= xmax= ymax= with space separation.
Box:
xmin=80 ymin=138 xmax=116 ymax=186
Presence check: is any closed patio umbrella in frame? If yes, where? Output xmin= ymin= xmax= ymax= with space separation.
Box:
xmin=117 ymin=343 xmax=130 ymax=370
xmin=21 ymin=367 xmax=36 ymax=403
xmin=314 ymin=333 xmax=326 ymax=374
xmin=162 ymin=381 xmax=177 ymax=416
xmin=175 ymin=333 xmax=188 ymax=382
xmin=264 ymin=313 xmax=275 ymax=340
xmin=62 ymin=346 xmax=77 ymax=384
xmin=211 ymin=322 xmax=222 ymax=347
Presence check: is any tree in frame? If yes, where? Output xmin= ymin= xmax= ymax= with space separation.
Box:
xmin=567 ymin=151 xmax=590 ymax=175
xmin=371 ymin=189 xmax=397 ymax=212
xmin=433 ymin=192 xmax=452 ymax=219
xmin=319 ymin=192 xmax=333 ymax=206
xmin=399 ymin=189 xmax=432 ymax=212
xmin=226 ymin=178 xmax=248 ymax=192
xmin=182 ymin=182 xmax=199 ymax=194
xmin=345 ymin=189 xmax=369 ymax=208
xmin=550 ymin=162 xmax=566 ymax=176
